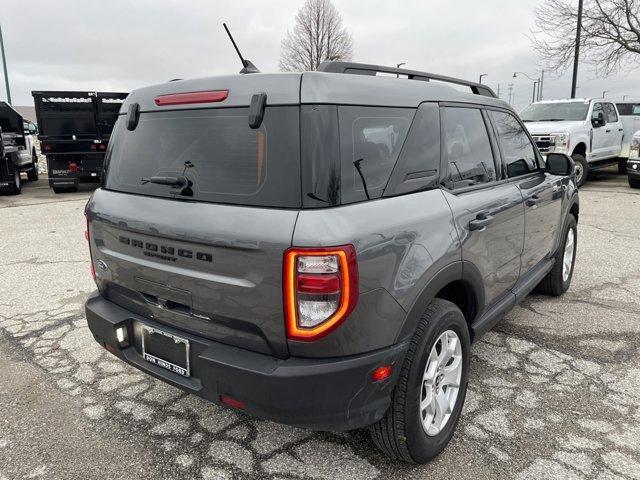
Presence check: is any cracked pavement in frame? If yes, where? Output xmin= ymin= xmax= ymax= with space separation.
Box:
xmin=1 ymin=169 xmax=639 ymax=480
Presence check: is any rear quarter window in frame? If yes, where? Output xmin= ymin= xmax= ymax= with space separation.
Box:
xmin=103 ymin=106 xmax=301 ymax=208
xmin=338 ymin=106 xmax=414 ymax=204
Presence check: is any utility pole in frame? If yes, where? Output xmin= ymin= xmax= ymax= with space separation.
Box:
xmin=602 ymin=90 xmax=609 ymax=98
xmin=478 ymin=73 xmax=488 ymax=84
xmin=571 ymin=0 xmax=583 ymax=98
xmin=396 ymin=63 xmax=406 ymax=78
xmin=0 ymin=23 xmax=11 ymax=105
xmin=508 ymin=83 xmax=514 ymax=105
xmin=538 ymin=70 xmax=545 ymax=101
xmin=496 ymin=84 xmax=501 ymax=98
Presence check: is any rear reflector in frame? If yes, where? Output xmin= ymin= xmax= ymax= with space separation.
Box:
xmin=69 ymin=162 xmax=78 ymax=173
xmin=154 ymin=90 xmax=229 ymax=106
xmin=371 ymin=365 xmax=393 ymax=382
xmin=284 ymin=245 xmax=358 ymax=342
xmin=220 ymin=394 xmax=245 ymax=410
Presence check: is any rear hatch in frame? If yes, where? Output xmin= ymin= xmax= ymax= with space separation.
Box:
xmin=86 ymin=74 xmax=302 ymax=358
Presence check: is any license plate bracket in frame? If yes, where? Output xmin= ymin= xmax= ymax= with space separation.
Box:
xmin=141 ymin=325 xmax=190 ymax=377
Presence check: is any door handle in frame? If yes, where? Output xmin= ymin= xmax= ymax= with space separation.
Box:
xmin=619 ymin=128 xmax=624 ymax=132
xmin=526 ymin=195 xmax=540 ymax=208
xmin=605 ymin=129 xmax=611 ymax=133
xmin=469 ymin=214 xmax=494 ymax=231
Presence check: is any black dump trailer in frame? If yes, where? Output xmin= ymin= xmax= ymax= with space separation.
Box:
xmin=32 ymin=91 xmax=128 ymax=193
xmin=0 ymin=102 xmax=37 ymax=195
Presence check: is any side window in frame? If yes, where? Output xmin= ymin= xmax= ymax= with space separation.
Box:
xmin=441 ymin=107 xmax=496 ymax=189
xmin=384 ymin=102 xmax=440 ymax=196
xmin=489 ymin=111 xmax=538 ymax=178
xmin=592 ymin=103 xmax=605 ymax=123
xmin=605 ymin=103 xmax=618 ymax=123
xmin=338 ymin=106 xmax=414 ymax=203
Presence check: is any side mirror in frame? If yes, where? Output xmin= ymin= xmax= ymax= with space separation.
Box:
xmin=592 ymin=111 xmax=605 ymax=128
xmin=546 ymin=153 xmax=575 ymax=176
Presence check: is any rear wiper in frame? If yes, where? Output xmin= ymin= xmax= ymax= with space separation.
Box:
xmin=353 ymin=159 xmax=371 ymax=200
xmin=140 ymin=175 xmax=188 ymax=187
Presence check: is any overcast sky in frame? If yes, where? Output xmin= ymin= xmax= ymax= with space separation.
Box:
xmin=2 ymin=0 xmax=639 ymax=111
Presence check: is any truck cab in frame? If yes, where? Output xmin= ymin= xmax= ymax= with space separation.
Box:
xmin=521 ymin=99 xmax=624 ymax=186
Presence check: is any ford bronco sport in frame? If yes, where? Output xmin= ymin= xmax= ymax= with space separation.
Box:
xmin=84 ymin=62 xmax=579 ymax=463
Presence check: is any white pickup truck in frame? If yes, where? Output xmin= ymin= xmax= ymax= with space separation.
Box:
xmin=521 ymin=99 xmax=624 ymax=187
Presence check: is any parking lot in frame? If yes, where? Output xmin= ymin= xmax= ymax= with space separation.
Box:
xmin=1 ymin=169 xmax=639 ymax=480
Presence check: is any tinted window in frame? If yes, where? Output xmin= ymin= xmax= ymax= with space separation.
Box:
xmin=338 ymin=106 xmax=414 ymax=203
xmin=384 ymin=102 xmax=441 ymax=196
xmin=104 ymin=107 xmax=301 ymax=208
xmin=520 ymin=102 xmax=589 ymax=122
xmin=616 ymin=103 xmax=640 ymax=116
xmin=605 ymin=103 xmax=618 ymax=123
xmin=442 ymin=107 xmax=496 ymax=189
xmin=489 ymin=110 xmax=538 ymax=178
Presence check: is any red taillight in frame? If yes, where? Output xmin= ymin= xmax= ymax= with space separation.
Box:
xmin=154 ymin=90 xmax=229 ymax=106
xmin=220 ymin=394 xmax=245 ymax=410
xmin=69 ymin=162 xmax=78 ymax=173
xmin=284 ymin=245 xmax=358 ymax=342
xmin=85 ymin=213 xmax=95 ymax=280
xmin=371 ymin=365 xmax=393 ymax=382
xmin=90 ymin=144 xmax=97 ymax=150
xmin=99 ymin=144 xmax=106 ymax=150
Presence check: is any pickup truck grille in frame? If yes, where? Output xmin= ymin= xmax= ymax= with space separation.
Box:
xmin=532 ymin=135 xmax=553 ymax=154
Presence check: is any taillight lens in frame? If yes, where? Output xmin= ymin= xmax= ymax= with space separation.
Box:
xmin=85 ymin=213 xmax=95 ymax=280
xmin=284 ymin=245 xmax=358 ymax=341
xmin=154 ymin=90 xmax=229 ymax=106
xmin=69 ymin=162 xmax=78 ymax=173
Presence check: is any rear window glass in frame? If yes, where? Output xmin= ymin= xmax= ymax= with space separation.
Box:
xmin=103 ymin=107 xmax=301 ymax=208
xmin=616 ymin=103 xmax=640 ymax=116
xmin=338 ymin=106 xmax=414 ymax=203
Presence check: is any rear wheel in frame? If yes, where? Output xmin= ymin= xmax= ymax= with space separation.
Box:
xmin=27 ymin=152 xmax=38 ymax=181
xmin=629 ymin=177 xmax=640 ymax=189
xmin=8 ymin=164 xmax=22 ymax=195
xmin=572 ymin=154 xmax=588 ymax=187
xmin=369 ymin=299 xmax=470 ymax=463
xmin=53 ymin=187 xmax=66 ymax=194
xmin=536 ymin=215 xmax=577 ymax=296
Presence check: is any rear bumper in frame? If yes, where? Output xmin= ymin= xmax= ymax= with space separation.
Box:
xmin=627 ymin=159 xmax=640 ymax=179
xmin=85 ymin=292 xmax=407 ymax=431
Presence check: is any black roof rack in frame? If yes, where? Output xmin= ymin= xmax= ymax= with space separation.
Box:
xmin=317 ymin=61 xmax=497 ymax=98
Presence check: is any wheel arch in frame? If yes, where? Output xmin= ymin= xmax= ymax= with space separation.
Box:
xmin=572 ymin=142 xmax=587 ymax=157
xmin=395 ymin=261 xmax=484 ymax=345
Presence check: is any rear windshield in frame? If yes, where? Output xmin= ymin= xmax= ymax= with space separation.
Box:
xmin=616 ymin=103 xmax=640 ymax=116
xmin=103 ymin=107 xmax=301 ymax=208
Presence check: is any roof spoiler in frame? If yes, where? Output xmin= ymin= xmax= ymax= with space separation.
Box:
xmin=317 ymin=61 xmax=497 ymax=98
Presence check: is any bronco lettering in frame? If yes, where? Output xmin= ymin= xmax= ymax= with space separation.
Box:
xmin=119 ymin=236 xmax=212 ymax=262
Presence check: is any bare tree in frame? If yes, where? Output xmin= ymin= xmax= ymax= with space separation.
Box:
xmin=279 ymin=0 xmax=354 ymax=72
xmin=531 ymin=0 xmax=640 ymax=75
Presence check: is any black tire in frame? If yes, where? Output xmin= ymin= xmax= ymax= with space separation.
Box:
xmin=536 ymin=214 xmax=577 ymax=296
xmin=369 ymin=299 xmax=470 ymax=463
xmin=8 ymin=163 xmax=22 ymax=195
xmin=618 ymin=158 xmax=627 ymax=174
xmin=572 ymin=154 xmax=588 ymax=188
xmin=27 ymin=152 xmax=38 ymax=181
xmin=53 ymin=187 xmax=66 ymax=194
xmin=629 ymin=177 xmax=640 ymax=189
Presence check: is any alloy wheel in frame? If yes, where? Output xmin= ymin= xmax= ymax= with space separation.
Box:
xmin=420 ymin=330 xmax=463 ymax=436
xmin=563 ymin=228 xmax=575 ymax=282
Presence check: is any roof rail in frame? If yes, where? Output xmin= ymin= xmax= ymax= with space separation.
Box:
xmin=317 ymin=61 xmax=497 ymax=98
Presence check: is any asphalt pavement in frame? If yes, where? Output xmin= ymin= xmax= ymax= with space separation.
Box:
xmin=0 ymin=170 xmax=638 ymax=480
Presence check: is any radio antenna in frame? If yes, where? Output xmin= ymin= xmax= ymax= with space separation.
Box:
xmin=223 ymin=23 xmax=260 ymax=74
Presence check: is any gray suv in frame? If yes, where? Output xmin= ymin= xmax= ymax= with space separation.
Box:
xmin=84 ymin=62 xmax=579 ymax=463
